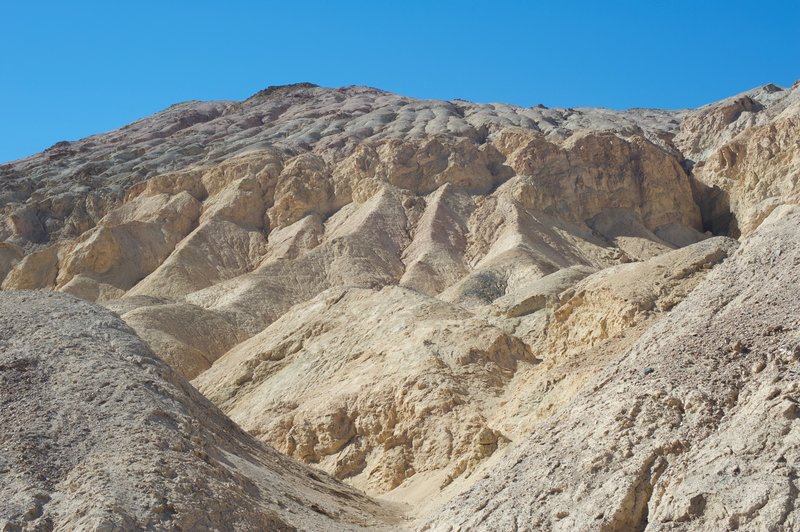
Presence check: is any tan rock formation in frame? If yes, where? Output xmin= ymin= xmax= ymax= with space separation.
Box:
xmin=2 ymin=82 xmax=799 ymax=530
xmin=0 ymin=243 xmax=23 ymax=284
xmin=546 ymin=237 xmax=738 ymax=354
xmin=677 ymin=83 xmax=800 ymax=236
xmin=423 ymin=204 xmax=800 ymax=531
xmin=194 ymin=286 xmax=538 ymax=493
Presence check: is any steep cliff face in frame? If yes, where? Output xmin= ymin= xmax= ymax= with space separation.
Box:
xmin=1 ymin=82 xmax=799 ymax=530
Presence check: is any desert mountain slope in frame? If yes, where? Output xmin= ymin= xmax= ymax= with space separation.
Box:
xmin=1 ymin=83 xmax=683 ymax=246
xmin=1 ymin=81 xmax=799 ymax=530
xmin=192 ymin=236 xmax=737 ymax=501
xmin=424 ymin=204 xmax=800 ymax=531
xmin=0 ymin=82 xmax=712 ymax=378
xmin=0 ymin=291 xmax=397 ymax=531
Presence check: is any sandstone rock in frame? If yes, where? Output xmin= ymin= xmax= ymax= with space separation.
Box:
xmin=118 ymin=300 xmax=248 ymax=379
xmin=2 ymin=244 xmax=61 ymax=290
xmin=127 ymin=219 xmax=267 ymax=300
xmin=55 ymin=191 xmax=202 ymax=293
xmin=268 ymin=153 xmax=337 ymax=229
xmin=0 ymin=243 xmax=23 ymax=284
xmin=678 ymin=83 xmax=800 ymax=236
xmin=497 ymin=129 xmax=702 ymax=231
xmin=547 ymin=236 xmax=738 ymax=354
xmin=491 ymin=264 xmax=597 ymax=318
xmin=399 ymin=184 xmax=473 ymax=295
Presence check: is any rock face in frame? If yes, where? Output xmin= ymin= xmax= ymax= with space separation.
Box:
xmin=1 ymin=81 xmax=799 ymax=530
xmin=675 ymin=84 xmax=800 ymax=236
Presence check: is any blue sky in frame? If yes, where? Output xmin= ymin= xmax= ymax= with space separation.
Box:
xmin=1 ymin=0 xmax=798 ymax=163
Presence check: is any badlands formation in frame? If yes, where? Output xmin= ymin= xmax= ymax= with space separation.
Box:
xmin=1 ymin=81 xmax=799 ymax=530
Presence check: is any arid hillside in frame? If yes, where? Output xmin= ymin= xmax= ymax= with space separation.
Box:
xmin=1 ymin=81 xmax=799 ymax=530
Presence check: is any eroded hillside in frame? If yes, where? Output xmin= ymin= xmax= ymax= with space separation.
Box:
xmin=1 ymin=81 xmax=799 ymax=530
xmin=0 ymin=291 xmax=398 ymax=531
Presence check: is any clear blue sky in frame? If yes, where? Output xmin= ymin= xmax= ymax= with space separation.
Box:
xmin=2 ymin=0 xmax=799 ymax=163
